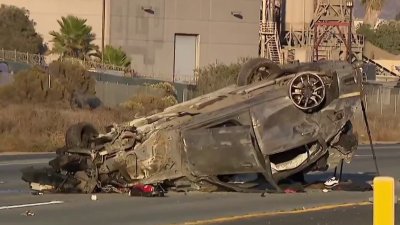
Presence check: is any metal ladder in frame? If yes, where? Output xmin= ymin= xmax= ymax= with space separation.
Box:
xmin=260 ymin=22 xmax=283 ymax=64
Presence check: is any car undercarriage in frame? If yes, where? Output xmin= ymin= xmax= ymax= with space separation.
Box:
xmin=21 ymin=59 xmax=364 ymax=195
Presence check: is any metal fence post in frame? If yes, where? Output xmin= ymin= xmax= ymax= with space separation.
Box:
xmin=364 ymin=94 xmax=368 ymax=110
xmin=377 ymin=87 xmax=380 ymax=104
xmin=380 ymin=88 xmax=383 ymax=115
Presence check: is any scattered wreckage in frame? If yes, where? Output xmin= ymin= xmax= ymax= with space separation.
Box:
xmin=22 ymin=59 xmax=364 ymax=195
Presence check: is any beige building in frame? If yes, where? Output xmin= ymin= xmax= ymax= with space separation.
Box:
xmin=0 ymin=0 xmax=109 ymax=48
xmin=0 ymin=0 xmax=261 ymax=83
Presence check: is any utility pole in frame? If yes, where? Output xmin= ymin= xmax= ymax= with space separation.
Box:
xmin=260 ymin=0 xmax=267 ymax=58
xmin=346 ymin=0 xmax=354 ymax=63
xmin=101 ymin=0 xmax=105 ymax=64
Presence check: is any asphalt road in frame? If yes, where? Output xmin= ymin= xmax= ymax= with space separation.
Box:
xmin=0 ymin=145 xmax=399 ymax=225
xmin=214 ymin=204 xmax=400 ymax=225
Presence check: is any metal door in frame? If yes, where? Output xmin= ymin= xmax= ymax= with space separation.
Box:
xmin=174 ymin=34 xmax=198 ymax=83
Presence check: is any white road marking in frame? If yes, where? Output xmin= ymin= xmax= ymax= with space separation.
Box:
xmin=0 ymin=201 xmax=64 ymax=210
xmin=358 ymin=145 xmax=399 ymax=149
xmin=0 ymin=159 xmax=50 ymax=166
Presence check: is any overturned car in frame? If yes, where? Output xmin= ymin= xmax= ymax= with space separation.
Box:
xmin=22 ymin=59 xmax=362 ymax=194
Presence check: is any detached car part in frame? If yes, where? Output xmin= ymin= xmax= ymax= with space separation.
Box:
xmin=22 ymin=59 xmax=363 ymax=194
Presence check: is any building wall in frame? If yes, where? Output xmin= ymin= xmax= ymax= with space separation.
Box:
xmin=1 ymin=0 xmax=261 ymax=82
xmin=109 ymin=0 xmax=261 ymax=82
xmin=282 ymin=0 xmax=314 ymax=32
xmin=0 ymin=0 xmax=111 ymax=50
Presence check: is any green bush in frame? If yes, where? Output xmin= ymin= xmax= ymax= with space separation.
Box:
xmin=357 ymin=21 xmax=400 ymax=55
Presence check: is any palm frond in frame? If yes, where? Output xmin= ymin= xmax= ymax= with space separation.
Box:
xmin=49 ymin=15 xmax=98 ymax=60
xmin=102 ymin=45 xmax=131 ymax=68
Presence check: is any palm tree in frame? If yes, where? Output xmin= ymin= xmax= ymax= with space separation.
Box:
xmin=361 ymin=0 xmax=386 ymax=27
xmin=102 ymin=45 xmax=131 ymax=68
xmin=49 ymin=15 xmax=98 ymax=60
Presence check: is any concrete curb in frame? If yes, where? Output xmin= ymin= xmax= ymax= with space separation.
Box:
xmin=1 ymin=142 xmax=399 ymax=155
xmin=359 ymin=142 xmax=400 ymax=145
xmin=0 ymin=152 xmax=54 ymax=156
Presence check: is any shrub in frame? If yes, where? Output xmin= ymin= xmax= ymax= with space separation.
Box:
xmin=193 ymin=59 xmax=246 ymax=96
xmin=0 ymin=61 xmax=96 ymax=106
xmin=121 ymin=82 xmax=178 ymax=116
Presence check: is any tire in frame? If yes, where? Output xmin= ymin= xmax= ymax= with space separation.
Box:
xmin=236 ymin=58 xmax=282 ymax=86
xmin=65 ymin=122 xmax=98 ymax=148
xmin=279 ymin=62 xmax=323 ymax=75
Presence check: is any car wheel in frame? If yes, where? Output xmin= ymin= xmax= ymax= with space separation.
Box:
xmin=236 ymin=58 xmax=282 ymax=86
xmin=65 ymin=122 xmax=98 ymax=148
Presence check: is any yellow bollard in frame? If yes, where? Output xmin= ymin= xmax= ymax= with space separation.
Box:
xmin=373 ymin=176 xmax=395 ymax=225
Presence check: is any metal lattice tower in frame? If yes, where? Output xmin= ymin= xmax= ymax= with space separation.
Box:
xmin=312 ymin=0 xmax=363 ymax=61
xmin=283 ymin=0 xmax=364 ymax=62
xmin=259 ymin=0 xmax=283 ymax=64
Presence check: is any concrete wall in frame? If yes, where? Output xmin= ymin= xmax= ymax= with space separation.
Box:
xmin=109 ymin=0 xmax=260 ymax=81
xmin=282 ymin=0 xmax=314 ymax=32
xmin=0 ymin=0 xmax=111 ymax=49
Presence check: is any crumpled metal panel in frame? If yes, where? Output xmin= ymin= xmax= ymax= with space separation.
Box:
xmin=183 ymin=126 xmax=264 ymax=176
xmin=250 ymin=96 xmax=319 ymax=156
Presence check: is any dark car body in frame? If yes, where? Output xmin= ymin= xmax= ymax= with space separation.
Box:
xmin=22 ymin=60 xmax=362 ymax=194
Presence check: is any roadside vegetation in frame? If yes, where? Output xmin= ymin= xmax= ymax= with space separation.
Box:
xmin=353 ymin=111 xmax=400 ymax=143
xmin=357 ymin=21 xmax=400 ymax=55
xmin=0 ymin=4 xmax=46 ymax=54
xmin=0 ymin=60 xmax=180 ymax=152
xmin=193 ymin=60 xmax=243 ymax=97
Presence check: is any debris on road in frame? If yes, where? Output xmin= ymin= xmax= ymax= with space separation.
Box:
xmin=128 ymin=184 xmax=165 ymax=197
xmin=22 ymin=210 xmax=35 ymax=216
xmin=91 ymin=194 xmax=97 ymax=201
xmin=21 ymin=59 xmax=364 ymax=196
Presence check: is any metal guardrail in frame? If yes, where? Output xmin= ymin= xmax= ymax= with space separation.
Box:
xmin=0 ymin=49 xmax=46 ymax=66
xmin=62 ymin=57 xmax=128 ymax=73
xmin=0 ymin=49 xmax=197 ymax=84
xmin=0 ymin=48 xmax=130 ymax=72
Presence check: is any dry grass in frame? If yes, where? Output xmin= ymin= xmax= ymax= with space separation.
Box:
xmin=0 ymin=104 xmax=133 ymax=152
xmin=352 ymin=110 xmax=400 ymax=144
xmin=120 ymin=82 xmax=178 ymax=117
xmin=0 ymin=62 xmax=181 ymax=152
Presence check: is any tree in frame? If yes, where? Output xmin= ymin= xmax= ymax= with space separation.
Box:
xmin=49 ymin=15 xmax=98 ymax=60
xmin=102 ymin=45 xmax=131 ymax=68
xmin=361 ymin=0 xmax=386 ymax=27
xmin=357 ymin=21 xmax=400 ymax=55
xmin=0 ymin=4 xmax=45 ymax=54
